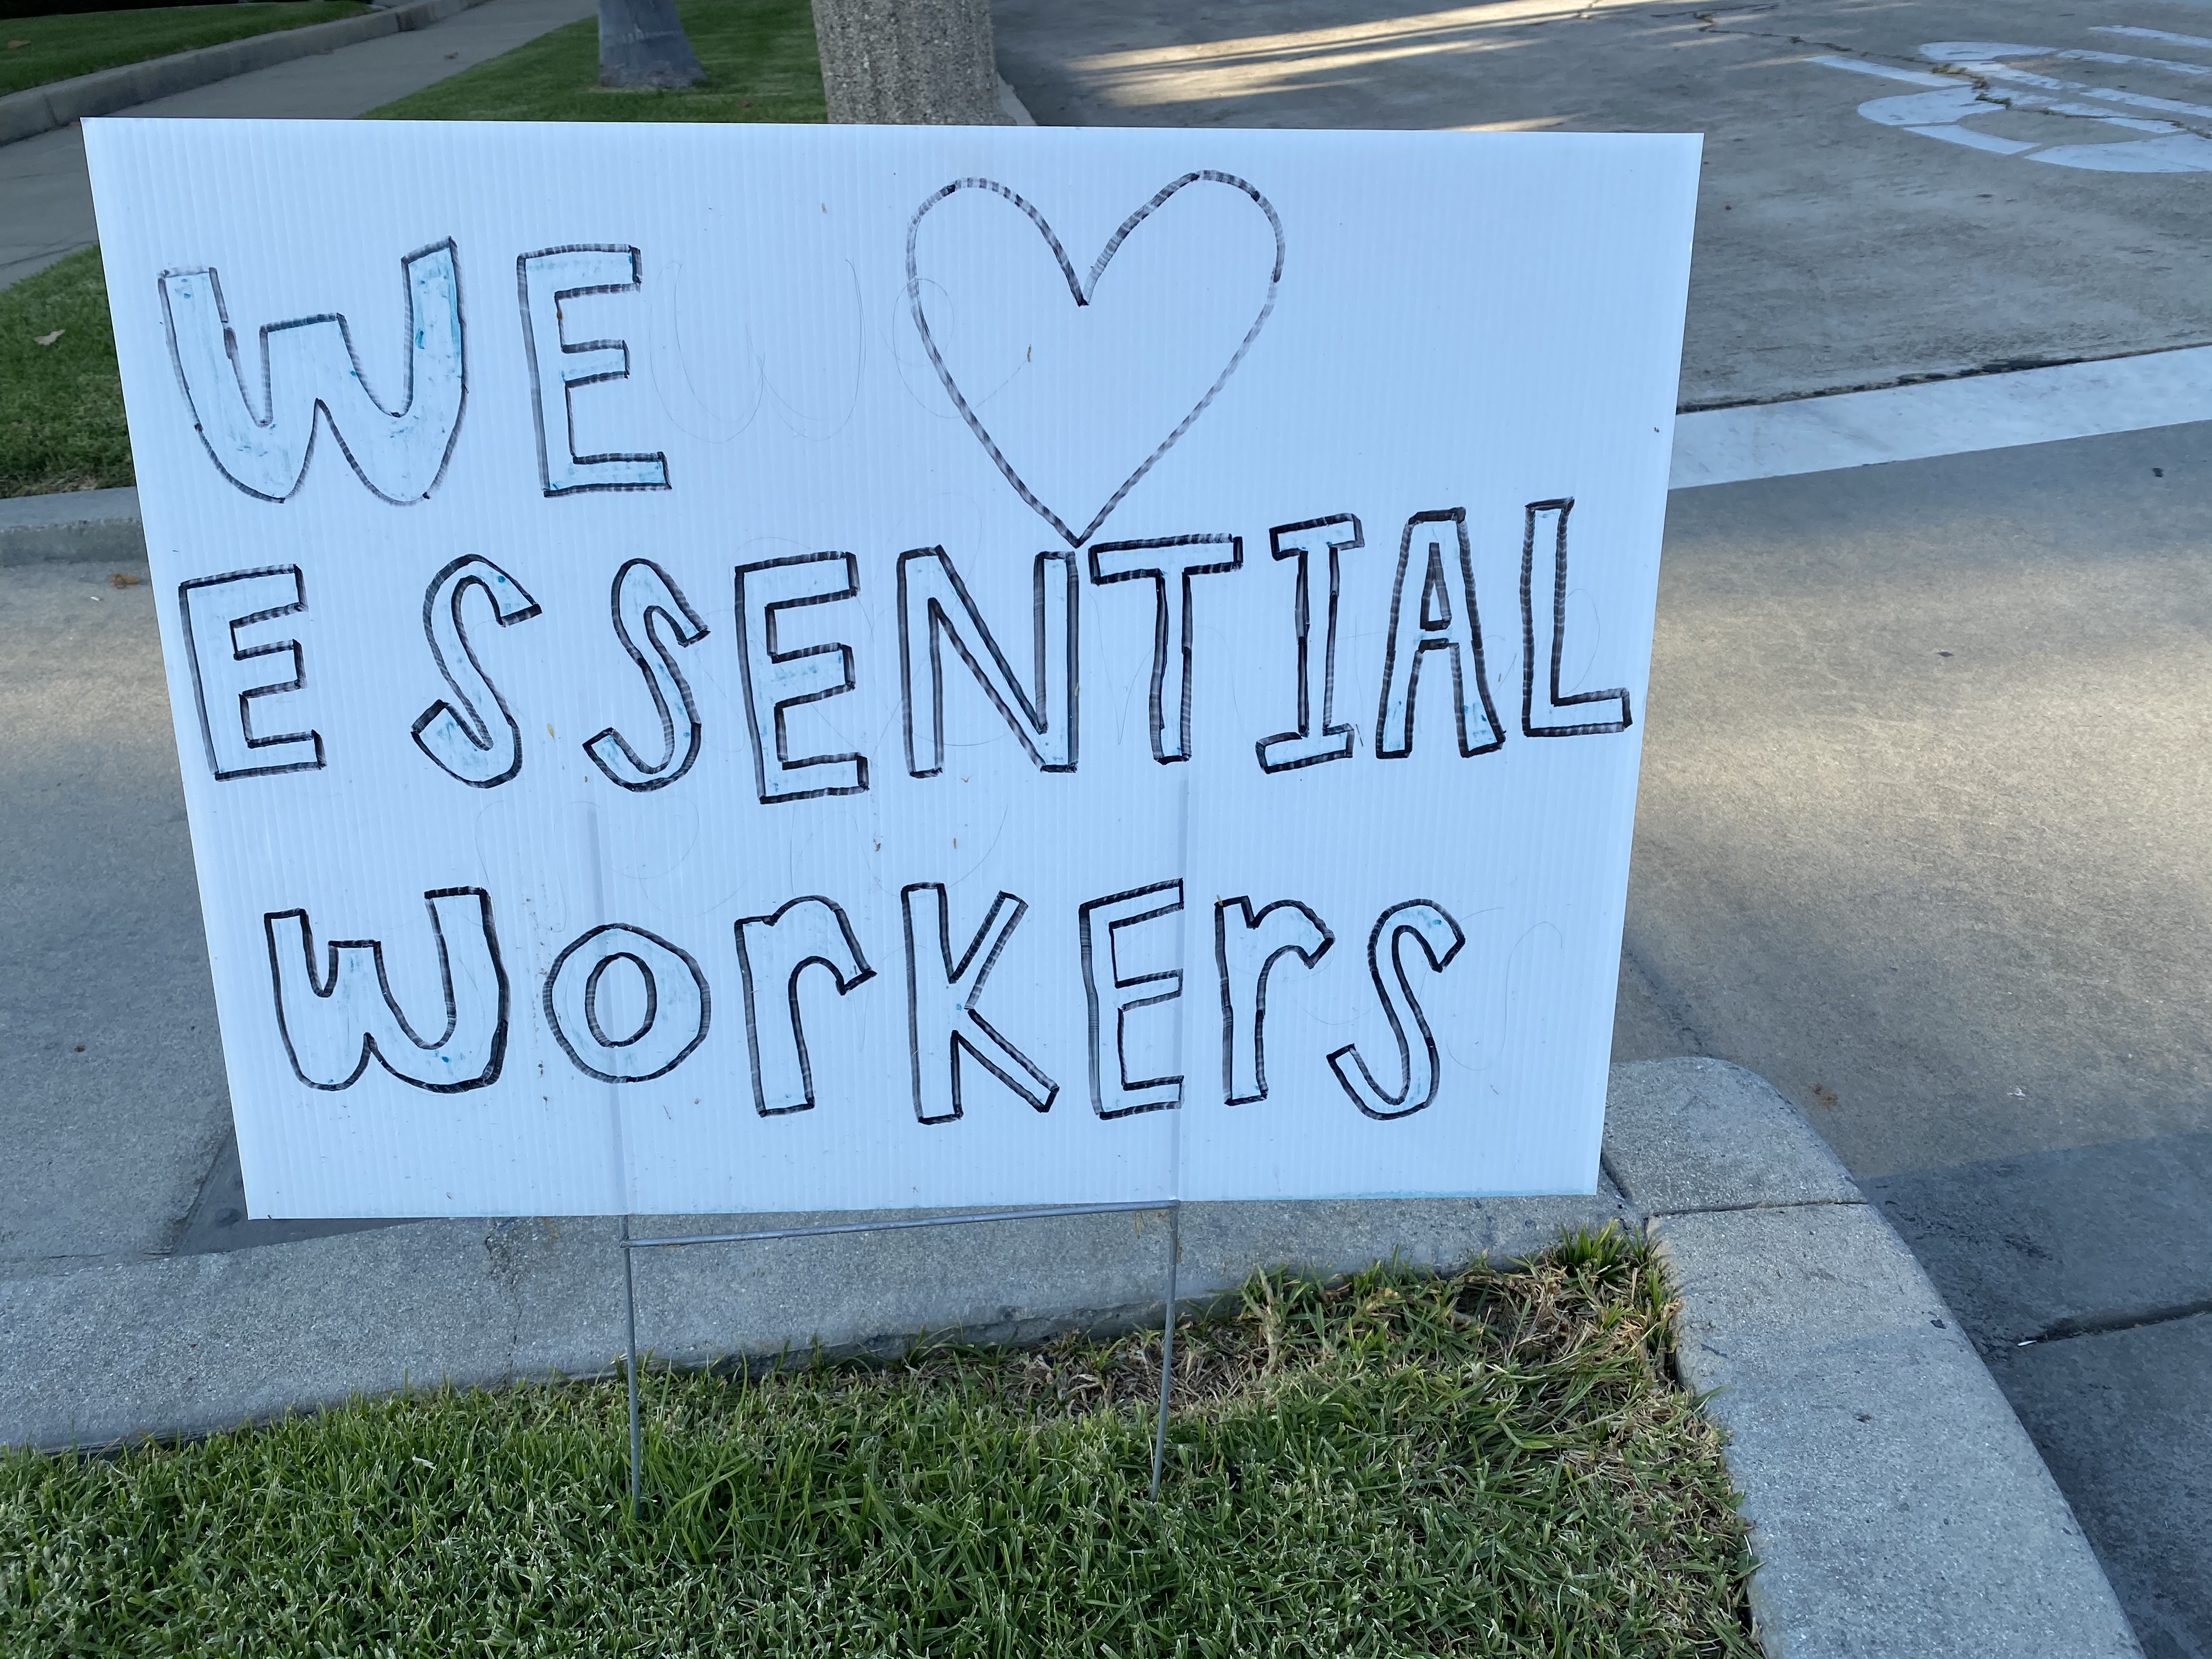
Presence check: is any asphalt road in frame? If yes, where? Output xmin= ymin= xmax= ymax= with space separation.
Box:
xmin=0 ymin=559 xmax=218 ymax=1270
xmin=1621 ymin=421 xmax=2212 ymax=1657
xmin=996 ymin=0 xmax=2212 ymax=409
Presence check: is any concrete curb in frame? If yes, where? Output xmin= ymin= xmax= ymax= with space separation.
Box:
xmin=2 ymin=1188 xmax=1634 ymax=1451
xmin=0 ymin=0 xmax=494 ymax=148
xmin=0 ymin=487 xmax=143 ymax=567
xmin=0 ymin=1058 xmax=2140 ymax=1655
xmin=1617 ymin=1060 xmax=2142 ymax=1658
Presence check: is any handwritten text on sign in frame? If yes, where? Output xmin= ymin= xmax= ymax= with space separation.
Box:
xmin=87 ymin=122 xmax=1700 ymax=1217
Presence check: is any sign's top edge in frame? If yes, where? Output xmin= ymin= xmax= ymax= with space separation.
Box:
xmin=80 ymin=114 xmax=1706 ymax=144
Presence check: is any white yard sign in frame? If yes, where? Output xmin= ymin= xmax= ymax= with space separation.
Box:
xmin=86 ymin=120 xmax=1697 ymax=1219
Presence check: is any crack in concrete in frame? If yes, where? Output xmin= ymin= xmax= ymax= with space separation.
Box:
xmin=1686 ymin=18 xmax=1889 ymax=60
xmin=1971 ymin=87 xmax=2212 ymax=138
xmin=1643 ymin=1196 xmax=1868 ymax=1220
xmin=1618 ymin=925 xmax=1719 ymax=1054
xmin=2010 ymin=1297 xmax=2212 ymax=1350
xmin=1675 ymin=338 xmax=2212 ymax=413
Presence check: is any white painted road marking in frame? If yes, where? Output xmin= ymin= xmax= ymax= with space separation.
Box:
xmin=2093 ymin=26 xmax=2212 ymax=52
xmin=1812 ymin=29 xmax=2212 ymax=172
xmin=2038 ymin=43 xmax=2212 ymax=78
xmin=1811 ymin=57 xmax=1953 ymax=90
xmin=1671 ymin=347 xmax=2212 ymax=489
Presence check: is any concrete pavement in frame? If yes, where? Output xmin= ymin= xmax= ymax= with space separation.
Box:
xmin=0 ymin=0 xmax=595 ymax=291
xmin=1617 ymin=419 xmax=2212 ymax=1657
xmin=995 ymin=0 xmax=2212 ymax=410
xmin=0 ymin=558 xmax=219 ymax=1270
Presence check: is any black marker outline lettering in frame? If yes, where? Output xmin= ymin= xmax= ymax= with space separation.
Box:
xmin=584 ymin=952 xmax=657 ymax=1048
xmin=178 ymin=565 xmax=324 ymax=781
xmin=1375 ymin=509 xmax=1505 ymax=760
xmin=542 ymin=922 xmax=710 ymax=1084
xmin=735 ymin=551 xmax=867 ymax=805
xmin=1079 ymin=881 xmax=1185 ymax=1118
xmin=263 ymin=886 xmax=507 ymax=1093
xmin=1327 ymin=900 xmax=1466 ymax=1120
xmin=586 ymin=557 xmax=708 ymax=792
xmin=1214 ymin=896 xmax=1333 ymax=1105
xmin=1520 ymin=498 xmax=1632 ymax=737
xmin=734 ymin=896 xmax=875 ymax=1115
xmin=1255 ymin=515 xmax=1363 ymax=772
xmin=1088 ymin=534 xmax=1242 ymax=764
xmin=411 ymin=555 xmax=541 ymax=788
xmin=516 ymin=244 xmax=669 ymax=496
xmin=159 ymin=239 xmax=466 ymax=506
xmin=902 ymin=882 xmax=1057 ymax=1123
xmin=898 ymin=546 xmax=1077 ymax=777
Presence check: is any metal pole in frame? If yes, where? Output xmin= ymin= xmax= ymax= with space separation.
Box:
xmin=626 ymin=1198 xmax=1173 ymax=1251
xmin=1149 ymin=1204 xmax=1180 ymax=1502
xmin=622 ymin=1216 xmax=642 ymax=1521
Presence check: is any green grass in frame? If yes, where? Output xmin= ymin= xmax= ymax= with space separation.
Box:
xmin=0 ymin=1233 xmax=1755 ymax=1657
xmin=0 ymin=3 xmax=370 ymax=99
xmin=0 ymin=245 xmax=128 ymax=496
xmin=368 ymin=0 xmax=825 ymax=123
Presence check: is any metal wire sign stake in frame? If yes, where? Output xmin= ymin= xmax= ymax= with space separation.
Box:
xmin=617 ymin=1199 xmax=1184 ymax=1518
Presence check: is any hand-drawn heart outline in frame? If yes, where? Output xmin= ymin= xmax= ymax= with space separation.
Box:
xmin=906 ymin=171 xmax=1285 ymax=549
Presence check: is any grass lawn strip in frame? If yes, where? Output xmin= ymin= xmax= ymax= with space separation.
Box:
xmin=0 ymin=246 xmax=128 ymax=497
xmin=367 ymin=0 xmax=822 ymax=123
xmin=0 ymin=3 xmax=369 ymax=100
xmin=0 ymin=1231 xmax=1756 ymax=1656
xmin=0 ymin=0 xmax=823 ymax=498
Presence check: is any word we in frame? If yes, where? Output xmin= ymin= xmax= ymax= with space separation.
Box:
xmin=161 ymin=242 xmax=669 ymax=505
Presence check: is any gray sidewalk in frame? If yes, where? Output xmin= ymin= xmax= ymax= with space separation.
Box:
xmin=0 ymin=0 xmax=595 ymax=290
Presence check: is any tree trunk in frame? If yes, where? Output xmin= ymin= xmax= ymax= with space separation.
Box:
xmin=810 ymin=0 xmax=1007 ymax=125
xmin=599 ymin=0 xmax=704 ymax=89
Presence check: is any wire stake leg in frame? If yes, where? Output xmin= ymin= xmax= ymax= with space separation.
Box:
xmin=622 ymin=1217 xmax=642 ymax=1521
xmin=1149 ymin=1204 xmax=1180 ymax=1503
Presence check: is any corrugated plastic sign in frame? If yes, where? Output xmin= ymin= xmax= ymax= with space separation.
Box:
xmin=85 ymin=119 xmax=1699 ymax=1218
